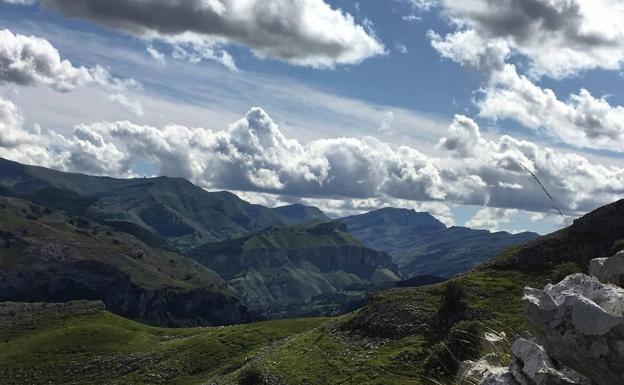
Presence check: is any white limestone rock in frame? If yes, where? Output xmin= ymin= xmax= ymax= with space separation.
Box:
xmin=523 ymin=273 xmax=624 ymax=385
xmin=459 ymin=358 xmax=519 ymax=385
xmin=590 ymin=251 xmax=624 ymax=286
xmin=509 ymin=338 xmax=590 ymax=385
xmin=458 ymin=354 xmax=502 ymax=385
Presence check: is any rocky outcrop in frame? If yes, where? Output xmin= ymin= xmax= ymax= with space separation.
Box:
xmin=523 ymin=273 xmax=624 ymax=385
xmin=460 ymin=338 xmax=589 ymax=385
xmin=0 ymin=260 xmax=249 ymax=327
xmin=509 ymin=338 xmax=590 ymax=385
xmin=589 ymin=250 xmax=624 ymax=286
xmin=464 ymin=251 xmax=624 ymax=385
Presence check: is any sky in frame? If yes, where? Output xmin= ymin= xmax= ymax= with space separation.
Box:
xmin=1 ymin=0 xmax=624 ymax=234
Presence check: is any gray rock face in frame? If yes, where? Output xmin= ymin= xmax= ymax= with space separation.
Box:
xmin=464 ymin=338 xmax=589 ymax=385
xmin=509 ymin=338 xmax=590 ymax=385
xmin=590 ymin=251 xmax=624 ymax=286
xmin=524 ymin=273 xmax=624 ymax=385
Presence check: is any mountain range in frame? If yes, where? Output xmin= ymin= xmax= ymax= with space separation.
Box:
xmin=0 ymin=157 xmax=537 ymax=321
xmin=4 ymin=191 xmax=623 ymax=384
xmin=339 ymin=207 xmax=540 ymax=278
xmin=0 ymin=157 xmax=327 ymax=251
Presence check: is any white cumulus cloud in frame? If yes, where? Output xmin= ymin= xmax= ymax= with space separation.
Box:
xmin=466 ymin=207 xmax=518 ymax=232
xmin=436 ymin=0 xmax=624 ymax=79
xmin=0 ymin=29 xmax=136 ymax=92
xmin=2 ymin=0 xmax=38 ymax=4
xmin=2 ymin=101 xmax=623 ymax=218
xmin=429 ymin=1 xmax=624 ymax=153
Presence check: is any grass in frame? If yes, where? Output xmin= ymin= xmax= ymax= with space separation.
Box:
xmin=238 ymin=262 xmax=576 ymax=385
xmin=0 ymin=307 xmax=327 ymax=385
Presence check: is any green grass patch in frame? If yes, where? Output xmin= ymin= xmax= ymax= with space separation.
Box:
xmin=0 ymin=309 xmax=327 ymax=385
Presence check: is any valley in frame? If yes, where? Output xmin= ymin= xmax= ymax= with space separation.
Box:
xmin=0 ymin=158 xmax=535 ymax=321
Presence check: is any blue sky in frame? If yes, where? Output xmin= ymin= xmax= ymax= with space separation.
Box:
xmin=1 ymin=0 xmax=624 ymax=235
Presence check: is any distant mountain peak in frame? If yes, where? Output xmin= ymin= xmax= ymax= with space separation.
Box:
xmin=272 ymin=204 xmax=329 ymax=223
xmin=341 ymin=207 xmax=447 ymax=231
xmin=340 ymin=206 xmax=540 ymax=278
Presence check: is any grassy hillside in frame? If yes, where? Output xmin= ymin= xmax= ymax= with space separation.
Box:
xmin=0 ymin=301 xmax=326 ymax=385
xmin=236 ymin=200 xmax=624 ymax=384
xmin=340 ymin=208 xmax=539 ymax=278
xmin=0 ymin=196 xmax=247 ymax=326
xmin=4 ymin=200 xmax=623 ymax=384
xmin=188 ymin=222 xmax=401 ymax=318
xmin=0 ymin=157 xmax=327 ymax=250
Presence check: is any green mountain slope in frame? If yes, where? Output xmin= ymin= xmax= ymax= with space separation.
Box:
xmin=0 ymin=158 xmax=327 ymax=250
xmin=5 ymin=199 xmax=623 ymax=384
xmin=340 ymin=207 xmax=539 ymax=277
xmin=241 ymin=199 xmax=624 ymax=384
xmin=188 ymin=221 xmax=402 ymax=318
xmin=0 ymin=301 xmax=326 ymax=385
xmin=0 ymin=196 xmax=247 ymax=327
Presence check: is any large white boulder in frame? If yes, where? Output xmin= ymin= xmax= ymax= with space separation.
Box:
xmin=523 ymin=273 xmax=624 ymax=385
xmin=590 ymin=251 xmax=624 ymax=286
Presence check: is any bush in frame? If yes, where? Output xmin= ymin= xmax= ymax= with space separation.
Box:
xmin=238 ymin=365 xmax=264 ymax=385
xmin=440 ymin=280 xmax=467 ymax=315
xmin=611 ymin=239 xmax=624 ymax=255
xmin=550 ymin=262 xmax=582 ymax=283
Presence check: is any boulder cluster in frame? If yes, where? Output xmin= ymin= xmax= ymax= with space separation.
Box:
xmin=459 ymin=251 xmax=624 ymax=385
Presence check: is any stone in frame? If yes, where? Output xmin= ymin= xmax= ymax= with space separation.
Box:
xmin=523 ymin=273 xmax=624 ymax=385
xmin=458 ymin=354 xmax=501 ymax=385
xmin=590 ymin=251 xmax=624 ymax=286
xmin=458 ymin=356 xmax=519 ymax=385
xmin=509 ymin=338 xmax=590 ymax=385
xmin=479 ymin=369 xmax=519 ymax=385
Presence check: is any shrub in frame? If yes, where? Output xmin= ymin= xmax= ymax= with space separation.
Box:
xmin=423 ymin=320 xmax=482 ymax=382
xmin=550 ymin=262 xmax=582 ymax=283
xmin=238 ymin=365 xmax=264 ymax=385
xmin=611 ymin=239 xmax=624 ymax=255
xmin=440 ymin=280 xmax=467 ymax=315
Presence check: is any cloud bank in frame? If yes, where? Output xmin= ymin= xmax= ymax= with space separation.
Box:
xmin=2 ymin=100 xmax=622 ymax=217
xmin=40 ymin=0 xmax=385 ymax=68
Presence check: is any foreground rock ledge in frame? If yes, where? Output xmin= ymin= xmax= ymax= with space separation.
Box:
xmin=459 ymin=338 xmax=588 ymax=385
xmin=523 ymin=273 xmax=624 ymax=385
